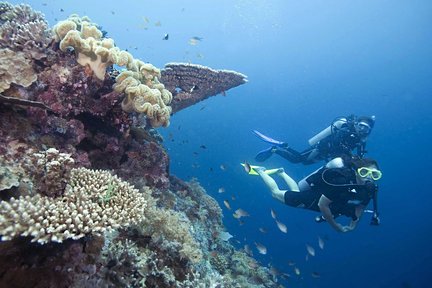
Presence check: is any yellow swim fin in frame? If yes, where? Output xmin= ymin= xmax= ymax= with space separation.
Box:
xmin=240 ymin=163 xmax=280 ymax=175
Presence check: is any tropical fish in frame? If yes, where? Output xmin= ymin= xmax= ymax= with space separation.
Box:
xmin=223 ymin=200 xmax=231 ymax=210
xmin=155 ymin=21 xmax=161 ymax=26
xmin=275 ymin=219 xmax=287 ymax=233
xmin=162 ymin=33 xmax=169 ymax=40
xmin=244 ymin=244 xmax=253 ymax=256
xmin=220 ymin=164 xmax=226 ymax=171
xmin=311 ymin=271 xmax=320 ymax=278
xmin=234 ymin=208 xmax=250 ymax=218
xmin=318 ymin=236 xmax=325 ymax=250
xmin=306 ymin=244 xmax=315 ymax=256
xmin=200 ymin=144 xmax=207 ymax=149
xmin=294 ymin=267 xmax=301 ymax=276
xmin=255 ymin=242 xmax=267 ymax=255
xmin=218 ymin=187 xmax=225 ymax=193
xmin=271 ymin=209 xmax=277 ymax=219
xmin=243 ymin=162 xmax=251 ymax=173
xmin=188 ymin=36 xmax=203 ymax=45
xmin=259 ymin=227 xmax=268 ymax=233
xmin=219 ymin=231 xmax=233 ymax=241
xmin=287 ymin=260 xmax=295 ymax=266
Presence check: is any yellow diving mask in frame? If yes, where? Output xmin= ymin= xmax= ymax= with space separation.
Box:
xmin=357 ymin=167 xmax=382 ymax=180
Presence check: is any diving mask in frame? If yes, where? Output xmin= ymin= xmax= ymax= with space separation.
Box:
xmin=357 ymin=167 xmax=382 ymax=180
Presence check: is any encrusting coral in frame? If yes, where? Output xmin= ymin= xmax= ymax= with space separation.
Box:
xmin=0 ymin=48 xmax=37 ymax=93
xmin=0 ymin=165 xmax=148 ymax=244
xmin=52 ymin=14 xmax=173 ymax=127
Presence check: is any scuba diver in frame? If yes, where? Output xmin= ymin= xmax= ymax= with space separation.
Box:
xmin=242 ymin=156 xmax=381 ymax=232
xmin=254 ymin=115 xmax=376 ymax=165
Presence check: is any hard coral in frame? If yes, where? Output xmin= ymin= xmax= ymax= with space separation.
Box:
xmin=0 ymin=48 xmax=37 ymax=93
xmin=0 ymin=2 xmax=52 ymax=60
xmin=0 ymin=166 xmax=148 ymax=244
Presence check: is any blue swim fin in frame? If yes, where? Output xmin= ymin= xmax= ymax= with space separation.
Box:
xmin=255 ymin=147 xmax=274 ymax=162
xmin=253 ymin=130 xmax=286 ymax=146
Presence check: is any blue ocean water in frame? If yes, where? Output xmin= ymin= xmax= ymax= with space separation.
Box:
xmin=15 ymin=0 xmax=432 ymax=287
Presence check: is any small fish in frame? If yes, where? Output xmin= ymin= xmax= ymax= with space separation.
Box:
xmin=200 ymin=145 xmax=207 ymax=149
xmin=60 ymin=8 xmax=64 ymax=12
xmin=111 ymin=11 xmax=115 ymax=15
xmin=154 ymin=21 xmax=161 ymax=27
xmin=248 ymin=260 xmax=259 ymax=269
xmin=234 ymin=208 xmax=250 ymax=218
xmin=311 ymin=271 xmax=321 ymax=278
xmin=219 ymin=231 xmax=233 ymax=241
xmin=294 ymin=267 xmax=301 ymax=276
xmin=233 ymin=213 xmax=240 ymax=219
xmin=287 ymin=260 xmax=295 ymax=266
xmin=42 ymin=3 xmax=47 ymax=6
xmin=255 ymin=242 xmax=267 ymax=255
xmin=199 ymin=106 xmax=206 ymax=110
xmin=220 ymin=164 xmax=226 ymax=171
xmin=209 ymin=167 xmax=214 ymax=172
xmin=193 ymin=151 xmax=199 ymax=156
xmin=178 ymin=125 xmax=181 ymax=130
xmin=259 ymin=227 xmax=268 ymax=233
xmin=189 ymin=85 xmax=197 ymax=93
xmin=243 ymin=162 xmax=251 ymax=173
xmin=223 ymin=200 xmax=231 ymax=210
xmin=143 ymin=17 xmax=150 ymax=23
xmin=275 ymin=219 xmax=288 ymax=233
xmin=271 ymin=209 xmax=277 ymax=219
xmin=162 ymin=33 xmax=169 ymax=40
xmin=231 ymin=195 xmax=236 ymax=200
xmin=218 ymin=187 xmax=225 ymax=193
xmin=318 ymin=236 xmax=325 ymax=250
xmin=221 ymin=90 xmax=227 ymax=96
xmin=244 ymin=244 xmax=253 ymax=256
xmin=188 ymin=37 xmax=202 ymax=45
xmin=306 ymin=244 xmax=315 ymax=256
xmin=269 ymin=265 xmax=281 ymax=277
xmin=196 ymin=52 xmax=204 ymax=59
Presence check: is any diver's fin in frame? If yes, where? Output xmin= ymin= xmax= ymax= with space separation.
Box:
xmin=255 ymin=147 xmax=274 ymax=162
xmin=240 ymin=163 xmax=281 ymax=176
xmin=253 ymin=130 xmax=286 ymax=146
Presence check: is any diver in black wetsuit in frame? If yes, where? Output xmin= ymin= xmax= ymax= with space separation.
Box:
xmin=254 ymin=115 xmax=376 ymax=165
xmin=243 ymin=156 xmax=381 ymax=232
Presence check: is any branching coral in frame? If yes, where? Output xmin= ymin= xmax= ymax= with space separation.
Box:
xmin=0 ymin=2 xmax=51 ymax=60
xmin=30 ymin=148 xmax=75 ymax=197
xmin=0 ymin=167 xmax=147 ymax=244
xmin=0 ymin=48 xmax=37 ymax=93
xmin=53 ymin=14 xmax=172 ymax=127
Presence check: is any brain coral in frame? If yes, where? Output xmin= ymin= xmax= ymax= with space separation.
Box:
xmin=0 ymin=167 xmax=148 ymax=244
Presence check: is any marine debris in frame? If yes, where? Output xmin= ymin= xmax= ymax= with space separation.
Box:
xmin=161 ymin=62 xmax=248 ymax=113
xmin=0 ymin=2 xmax=277 ymax=287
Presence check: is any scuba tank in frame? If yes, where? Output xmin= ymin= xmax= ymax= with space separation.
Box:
xmin=308 ymin=117 xmax=348 ymax=147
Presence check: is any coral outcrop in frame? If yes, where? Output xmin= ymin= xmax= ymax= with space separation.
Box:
xmin=0 ymin=48 xmax=37 ymax=93
xmin=53 ymin=14 xmax=172 ymax=127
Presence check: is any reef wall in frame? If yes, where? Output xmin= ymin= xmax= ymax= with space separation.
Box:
xmin=0 ymin=2 xmax=279 ymax=288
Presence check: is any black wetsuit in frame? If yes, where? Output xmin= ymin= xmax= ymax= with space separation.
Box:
xmin=283 ymin=167 xmax=375 ymax=219
xmin=274 ymin=123 xmax=367 ymax=165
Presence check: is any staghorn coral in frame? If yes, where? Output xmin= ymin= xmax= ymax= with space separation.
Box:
xmin=0 ymin=48 xmax=37 ymax=93
xmin=53 ymin=14 xmax=172 ymax=127
xmin=0 ymin=2 xmax=52 ymax=60
xmin=161 ymin=62 xmax=247 ymax=113
xmin=0 ymin=167 xmax=147 ymax=244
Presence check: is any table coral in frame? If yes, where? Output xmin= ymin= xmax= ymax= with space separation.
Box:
xmin=161 ymin=62 xmax=248 ymax=113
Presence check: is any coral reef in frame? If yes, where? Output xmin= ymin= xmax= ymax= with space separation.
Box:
xmin=161 ymin=62 xmax=248 ymax=113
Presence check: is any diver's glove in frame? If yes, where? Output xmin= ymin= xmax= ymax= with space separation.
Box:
xmin=370 ymin=213 xmax=380 ymax=225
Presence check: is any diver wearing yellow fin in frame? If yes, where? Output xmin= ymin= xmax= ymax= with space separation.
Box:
xmin=242 ymin=157 xmax=381 ymax=232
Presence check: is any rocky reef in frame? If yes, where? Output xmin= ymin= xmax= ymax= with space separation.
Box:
xmin=0 ymin=2 xmax=279 ymax=287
